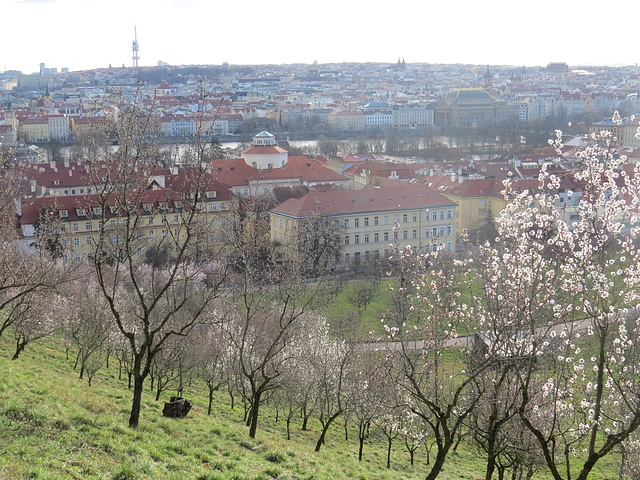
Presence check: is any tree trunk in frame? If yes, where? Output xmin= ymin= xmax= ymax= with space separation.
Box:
xmin=208 ymin=388 xmax=214 ymax=416
xmin=11 ymin=338 xmax=27 ymax=360
xmin=425 ymin=447 xmax=449 ymax=480
xmin=387 ymin=436 xmax=392 ymax=469
xmin=286 ymin=417 xmax=291 ymax=440
xmin=315 ymin=411 xmax=341 ymax=452
xmin=248 ymin=391 xmax=262 ymax=438
xmin=79 ymin=364 xmax=85 ymax=380
xmin=129 ymin=374 xmax=145 ymax=428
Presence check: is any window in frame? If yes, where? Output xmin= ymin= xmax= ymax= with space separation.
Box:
xmin=374 ymin=250 xmax=379 ymax=258
xmin=384 ymin=232 xmax=389 ymax=241
xmin=85 ymin=222 xmax=91 ymax=231
xmin=137 ymin=248 xmax=142 ymax=257
xmin=355 ymin=235 xmax=360 ymax=244
xmin=221 ymin=218 xmax=227 ymax=226
xmin=374 ymin=217 xmax=379 ymax=226
xmin=413 ymin=229 xmax=417 ymax=239
xmin=440 ymin=210 xmax=445 ymax=220
xmin=174 ymin=215 xmax=179 ymax=223
xmin=413 ymin=213 xmax=417 ymax=222
xmin=111 ymin=220 xmax=116 ymax=228
xmin=75 ymin=254 xmax=81 ymax=262
xmin=569 ymin=214 xmax=579 ymax=221
xmin=73 ymin=223 xmax=78 ymax=231
xmin=354 ymin=218 xmax=359 ymax=227
xmin=364 ymin=234 xmax=369 ymax=243
xmin=76 ymin=208 xmax=85 ymax=216
xmin=403 ymin=231 xmax=408 ymax=240
xmin=447 ymin=226 xmax=452 ymax=236
xmin=334 ymin=220 xmax=339 ymax=227
xmin=432 ymin=227 xmax=438 ymax=237
xmin=364 ymin=217 xmax=369 ymax=226
xmin=59 ymin=209 xmax=68 ymax=218
xmin=344 ymin=236 xmax=350 ymax=245
xmin=111 ymin=234 xmax=117 ymax=243
xmin=344 ymin=219 xmax=349 ymax=228
xmin=148 ymin=231 xmax=154 ymax=239
xmin=174 ymin=228 xmax=180 ymax=237
xmin=446 ymin=241 xmax=453 ymax=251
xmin=211 ymin=204 xmax=218 ymax=211
xmin=384 ymin=216 xmax=389 ymax=225
xmin=279 ymin=219 xmax=283 ymax=228
xmin=93 ymin=207 xmax=102 ymax=216
xmin=148 ymin=218 xmax=153 ymax=226
xmin=447 ymin=209 xmax=453 ymax=219
xmin=374 ymin=233 xmax=379 ymax=242
xmin=162 ymin=230 xmax=167 ymax=238
xmin=393 ymin=215 xmax=399 ymax=223
xmin=345 ymin=253 xmax=350 ymax=263
xmin=440 ymin=226 xmax=446 ymax=236
xmin=73 ymin=237 xmax=80 ymax=246
xmin=86 ymin=236 xmax=92 ymax=245
xmin=403 ymin=214 xmax=407 ymax=223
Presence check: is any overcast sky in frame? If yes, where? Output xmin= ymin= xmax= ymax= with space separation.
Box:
xmin=4 ymin=0 xmax=638 ymax=74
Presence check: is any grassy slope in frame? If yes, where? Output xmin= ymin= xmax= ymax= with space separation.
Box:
xmin=0 ymin=335 xmax=619 ymax=480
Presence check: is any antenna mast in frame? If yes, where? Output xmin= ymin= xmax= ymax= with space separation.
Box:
xmin=132 ymin=26 xmax=140 ymax=68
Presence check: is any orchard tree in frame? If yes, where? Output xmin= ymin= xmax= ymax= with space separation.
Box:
xmin=79 ymin=93 xmax=228 ymax=428
xmin=382 ymin=242 xmax=494 ymax=480
xmin=475 ymin=125 xmax=640 ymax=480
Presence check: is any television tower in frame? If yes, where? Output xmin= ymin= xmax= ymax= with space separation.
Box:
xmin=132 ymin=26 xmax=140 ymax=68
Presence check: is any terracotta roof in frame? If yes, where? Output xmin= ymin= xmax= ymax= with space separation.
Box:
xmin=248 ymin=156 xmax=349 ymax=184
xmin=241 ymin=145 xmax=288 ymax=155
xmin=20 ymin=188 xmax=186 ymax=225
xmin=270 ymin=184 xmax=456 ymax=218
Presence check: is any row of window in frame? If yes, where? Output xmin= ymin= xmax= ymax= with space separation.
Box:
xmin=68 ymin=215 xmax=228 ymax=232
xmin=343 ymin=242 xmax=453 ymax=262
xmin=334 ymin=210 xmax=454 ymax=229
xmin=344 ymin=226 xmax=453 ymax=245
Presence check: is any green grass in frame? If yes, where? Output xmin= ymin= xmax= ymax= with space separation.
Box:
xmin=0 ymin=335 xmax=621 ymax=480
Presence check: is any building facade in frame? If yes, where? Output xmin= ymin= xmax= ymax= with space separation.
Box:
xmin=269 ymin=184 xmax=459 ymax=266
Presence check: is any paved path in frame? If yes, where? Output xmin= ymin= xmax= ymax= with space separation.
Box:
xmin=355 ymin=318 xmax=592 ymax=352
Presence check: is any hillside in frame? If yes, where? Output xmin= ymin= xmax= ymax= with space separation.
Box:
xmin=0 ymin=336 xmax=620 ymax=480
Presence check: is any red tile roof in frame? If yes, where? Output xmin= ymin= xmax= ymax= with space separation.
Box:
xmin=270 ymin=184 xmax=456 ymax=218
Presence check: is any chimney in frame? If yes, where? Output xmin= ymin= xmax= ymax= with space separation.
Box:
xmin=69 ymin=170 xmax=72 ymax=177
xmin=64 ymin=159 xmax=69 ymax=168
xmin=49 ymin=160 xmax=55 ymax=169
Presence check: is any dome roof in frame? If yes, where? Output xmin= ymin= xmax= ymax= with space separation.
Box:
xmin=445 ymin=89 xmax=491 ymax=104
xmin=254 ymin=131 xmax=274 ymax=138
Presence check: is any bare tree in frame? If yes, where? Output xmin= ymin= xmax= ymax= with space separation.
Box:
xmin=79 ymin=93 xmax=228 ymax=428
xmin=382 ymin=242 xmax=492 ymax=480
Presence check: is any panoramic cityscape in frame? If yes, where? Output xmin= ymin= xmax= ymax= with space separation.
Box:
xmin=3 ymin=6 xmax=640 ymax=478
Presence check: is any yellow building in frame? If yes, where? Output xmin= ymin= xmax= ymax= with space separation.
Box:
xmin=20 ymin=118 xmax=50 ymax=142
xmin=269 ymin=184 xmax=459 ymax=266
xmin=20 ymin=174 xmax=233 ymax=262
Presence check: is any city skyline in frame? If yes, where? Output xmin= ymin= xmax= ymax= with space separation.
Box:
xmin=4 ymin=0 xmax=639 ymax=74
